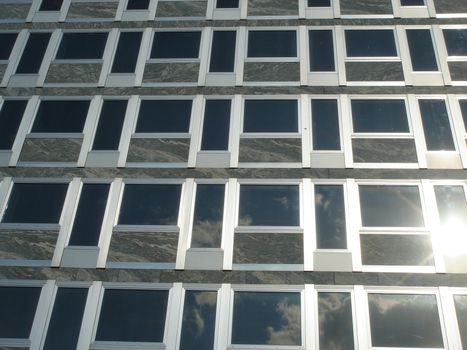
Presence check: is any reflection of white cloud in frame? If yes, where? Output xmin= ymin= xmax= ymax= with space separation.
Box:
xmin=318 ymin=293 xmax=353 ymax=350
xmin=266 ymin=298 xmax=301 ymax=345
xmin=188 ymin=292 xmax=217 ymax=338
xmin=192 ymin=220 xmax=222 ymax=247
xmin=192 ymin=308 xmax=205 ymax=336
xmin=238 ymin=215 xmax=252 ymax=226
xmin=195 ymin=291 xmax=217 ymax=307
xmin=315 ymin=193 xmax=331 ymax=211
xmin=274 ymin=196 xmax=291 ymax=210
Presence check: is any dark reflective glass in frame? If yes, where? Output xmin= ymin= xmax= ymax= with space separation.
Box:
xmin=460 ymin=100 xmax=467 ymax=132
xmin=56 ymin=33 xmax=108 ymax=59
xmin=216 ymin=0 xmax=239 ymax=8
xmin=111 ymin=32 xmax=142 ymax=73
xmin=315 ymin=185 xmax=347 ymax=249
xmin=92 ymin=100 xmax=127 ymax=150
xmin=136 ymin=100 xmax=192 ymax=133
xmin=401 ymin=0 xmax=424 ymax=5
xmin=359 ymin=185 xmax=424 ymax=227
xmin=32 ymin=100 xmax=90 ymax=133
xmin=209 ymin=31 xmax=236 ymax=72
xmin=443 ymin=29 xmax=467 ymax=56
xmin=239 ymin=185 xmax=299 ymax=226
xmin=345 ymin=30 xmax=397 ymax=57
xmin=352 ymin=100 xmax=409 ymax=133
xmin=308 ymin=0 xmax=331 ymax=6
xmin=68 ymin=184 xmax=110 ymax=246
xmin=39 ymin=0 xmax=63 ymax=11
xmin=454 ymin=295 xmax=467 ymax=349
xmin=0 ymin=100 xmax=28 ymax=150
xmin=2 ymin=183 xmax=68 ymax=224
xmin=312 ymin=99 xmax=340 ymax=150
xmin=16 ymin=33 xmax=51 ymax=74
xmin=0 ymin=287 xmax=41 ymax=338
xmin=151 ymin=32 xmax=201 ymax=59
xmin=244 ymin=100 xmax=298 ymax=133
xmin=309 ymin=30 xmax=335 ymax=71
xmin=232 ymin=292 xmax=301 ymax=346
xmin=247 ymin=31 xmax=297 ymax=58
xmin=201 ymin=100 xmax=231 ymax=151
xmin=96 ymin=289 xmax=168 ymax=342
xmin=318 ymin=292 xmax=354 ymax=350
xmin=434 ymin=185 xmax=467 ymax=225
xmin=368 ymin=294 xmax=444 ymax=348
xmin=407 ymin=29 xmax=438 ymax=71
xmin=179 ymin=291 xmax=217 ymax=350
xmin=0 ymin=33 xmax=18 ymax=60
xmin=419 ymin=99 xmax=455 ymax=151
xmin=191 ymin=184 xmax=225 ymax=248
xmin=43 ymin=288 xmax=88 ymax=350
xmin=118 ymin=184 xmax=181 ymax=225
xmin=126 ymin=0 xmax=150 ymax=10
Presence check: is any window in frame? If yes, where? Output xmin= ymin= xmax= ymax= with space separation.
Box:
xmin=111 ymin=32 xmax=143 ymax=73
xmin=434 ymin=185 xmax=467 ymax=224
xmin=311 ymin=99 xmax=340 ymax=150
xmin=56 ymin=33 xmax=108 ymax=60
xmin=243 ymin=99 xmax=298 ymax=133
xmin=247 ymin=30 xmax=297 ymax=58
xmin=309 ymin=30 xmax=335 ymax=72
xmin=150 ymin=31 xmax=202 ymax=59
xmin=126 ymin=0 xmax=150 ymax=10
xmin=38 ymin=0 xmax=63 ymax=11
xmin=351 ymin=99 xmax=409 ymax=133
xmin=209 ymin=31 xmax=236 ymax=73
xmin=136 ymin=100 xmax=192 ymax=133
xmin=443 ymin=29 xmax=467 ymax=56
xmin=345 ymin=30 xmax=398 ymax=57
xmin=454 ymin=294 xmax=467 ymax=349
xmin=15 ymin=33 xmax=51 ymax=74
xmin=406 ymin=29 xmax=438 ymax=71
xmin=216 ymin=0 xmax=239 ymax=8
xmin=419 ymin=99 xmax=456 ymax=151
xmin=460 ymin=100 xmax=467 ymax=131
xmin=308 ymin=0 xmax=331 ymax=6
xmin=0 ymin=100 xmax=28 ymax=150
xmin=200 ymin=100 xmax=231 ymax=151
xmin=91 ymin=100 xmax=127 ymax=151
xmin=401 ymin=0 xmax=424 ymax=5
xmin=0 ymin=33 xmax=18 ymax=60
xmin=31 ymin=100 xmax=90 ymax=133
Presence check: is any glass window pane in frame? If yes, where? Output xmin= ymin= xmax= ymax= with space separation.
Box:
xmin=2 ymin=183 xmax=68 ymax=224
xmin=308 ymin=0 xmax=331 ymax=6
xmin=401 ymin=0 xmax=424 ymax=5
xmin=68 ymin=184 xmax=110 ymax=246
xmin=454 ymin=295 xmax=467 ymax=349
xmin=201 ymin=100 xmax=231 ymax=151
xmin=39 ymin=0 xmax=63 ymax=11
xmin=136 ymin=100 xmax=192 ymax=133
xmin=351 ymin=100 xmax=409 ymax=133
xmin=118 ymin=184 xmax=181 ymax=225
xmin=126 ymin=0 xmax=150 ymax=10
xmin=179 ymin=291 xmax=217 ymax=350
xmin=216 ymin=0 xmax=239 ymax=8
xmin=345 ymin=30 xmax=397 ymax=57
xmin=407 ymin=29 xmax=438 ymax=71
xmin=239 ymin=185 xmax=300 ymax=226
xmin=191 ymin=184 xmax=225 ymax=248
xmin=43 ymin=288 xmax=88 ymax=350
xmin=92 ymin=100 xmax=127 ymax=150
xmin=0 ymin=33 xmax=18 ymax=60
xmin=309 ymin=30 xmax=335 ymax=72
xmin=247 ymin=31 xmax=297 ymax=58
xmin=359 ymin=185 xmax=424 ymax=227
xmin=96 ymin=289 xmax=168 ymax=342
xmin=32 ymin=100 xmax=90 ymax=133
xmin=56 ymin=33 xmax=108 ymax=59
xmin=460 ymin=100 xmax=467 ymax=132
xmin=315 ymin=185 xmax=347 ymax=249
xmin=151 ymin=32 xmax=201 ymax=59
xmin=434 ymin=185 xmax=467 ymax=225
xmin=16 ymin=33 xmax=51 ymax=74
xmin=0 ymin=286 xmax=41 ymax=338
xmin=443 ymin=29 xmax=467 ymax=56
xmin=368 ymin=294 xmax=444 ymax=348
xmin=232 ymin=292 xmax=301 ymax=346
xmin=419 ymin=99 xmax=455 ymax=151
xmin=0 ymin=100 xmax=28 ymax=150
xmin=111 ymin=32 xmax=142 ymax=73
xmin=312 ymin=99 xmax=340 ymax=150
xmin=318 ymin=292 xmax=354 ymax=350
xmin=209 ymin=31 xmax=236 ymax=73
xmin=243 ymin=100 xmax=298 ymax=133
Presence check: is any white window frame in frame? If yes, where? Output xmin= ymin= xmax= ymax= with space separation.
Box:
xmin=435 ymin=25 xmax=467 ymax=86
xmin=448 ymin=94 xmax=467 ymax=168
xmin=245 ymin=27 xmax=300 ymax=62
xmin=26 ymin=0 xmax=71 ymax=23
xmin=301 ymin=0 xmax=340 ymax=19
xmin=306 ymin=27 xmax=339 ymax=86
xmin=391 ymin=0 xmax=435 ymax=18
xmin=207 ymin=0 xmax=246 ymax=20
xmin=115 ymin=0 xmax=158 ymax=21
xmin=443 ymin=287 xmax=467 ymax=350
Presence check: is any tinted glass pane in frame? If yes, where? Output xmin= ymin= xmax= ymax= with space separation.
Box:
xmin=315 ymin=185 xmax=347 ymax=249
xmin=191 ymin=184 xmax=225 ymax=248
xmin=68 ymin=184 xmax=110 ymax=246
xmin=118 ymin=184 xmax=181 ymax=225
xmin=232 ymin=292 xmax=301 ymax=346
xmin=32 ymin=100 xmax=90 ymax=133
xmin=309 ymin=30 xmax=335 ymax=71
xmin=0 ymin=287 xmax=41 ymax=338
xmin=16 ymin=33 xmax=51 ymax=74
xmin=407 ymin=29 xmax=438 ymax=71
xmin=248 ymin=31 xmax=297 ymax=58
xmin=92 ymin=100 xmax=127 ymax=150
xmin=151 ymin=32 xmax=201 ymax=59
xmin=345 ymin=30 xmax=397 ymax=57
xmin=0 ymin=100 xmax=27 ymax=150
xmin=126 ymin=0 xmax=150 ymax=9
xmin=2 ymin=183 xmax=68 ymax=224
xmin=454 ymin=295 xmax=467 ymax=350
xmin=209 ymin=31 xmax=236 ymax=72
xmin=419 ymin=100 xmax=455 ymax=151
xmin=136 ymin=100 xmax=192 ymax=133
xmin=201 ymin=100 xmax=231 ymax=151
xmin=352 ymin=100 xmax=409 ymax=133
xmin=434 ymin=185 xmax=467 ymax=225
xmin=308 ymin=0 xmax=331 ymax=6
xmin=368 ymin=294 xmax=444 ymax=348
xmin=460 ymin=100 xmax=467 ymax=132
xmin=216 ymin=0 xmax=239 ymax=8
xmin=111 ymin=32 xmax=142 ymax=73
xmin=239 ymin=185 xmax=299 ymax=226
xmin=243 ymin=100 xmax=298 ymax=133
xmin=318 ymin=292 xmax=354 ymax=350
xmin=39 ymin=0 xmax=63 ymax=11
xmin=179 ymin=291 xmax=217 ymax=350
xmin=443 ymin=29 xmax=467 ymax=56
xmin=0 ymin=33 xmax=18 ymax=60
xmin=96 ymin=289 xmax=168 ymax=342
xmin=43 ymin=288 xmax=88 ymax=350
xmin=56 ymin=33 xmax=108 ymax=59
xmin=359 ymin=185 xmax=424 ymax=227
xmin=401 ymin=0 xmax=424 ymax=5
xmin=312 ymin=99 xmax=340 ymax=150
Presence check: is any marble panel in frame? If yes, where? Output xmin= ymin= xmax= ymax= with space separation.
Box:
xmin=19 ymin=138 xmax=83 ymax=163
xmin=433 ymin=0 xmax=467 ymax=14
xmin=247 ymin=0 xmax=299 ymax=16
xmin=142 ymin=63 xmax=199 ymax=83
xmin=352 ymin=138 xmax=418 ymax=163
xmin=233 ymin=232 xmax=303 ymax=264
xmin=107 ymin=231 xmax=179 ymax=263
xmin=346 ymin=62 xmax=404 ymax=82
xmin=155 ymin=1 xmax=207 ymax=17
xmin=0 ymin=3 xmax=30 ymax=21
xmin=126 ymin=138 xmax=190 ymax=163
xmin=239 ymin=138 xmax=302 ymax=162
xmin=66 ymin=1 xmax=118 ymax=20
xmin=0 ymin=230 xmax=58 ymax=261
xmin=45 ymin=63 xmax=102 ymax=84
xmin=448 ymin=62 xmax=467 ymax=81
xmin=340 ymin=0 xmax=393 ymax=15
xmin=243 ymin=62 xmax=300 ymax=82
